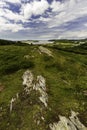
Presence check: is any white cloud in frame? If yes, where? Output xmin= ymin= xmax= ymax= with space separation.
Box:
xmin=0 ymin=1 xmax=9 ymax=8
xmin=50 ymin=0 xmax=65 ymax=12
xmin=39 ymin=16 xmax=51 ymax=22
xmin=32 ymin=0 xmax=49 ymax=16
xmin=3 ymin=0 xmax=21 ymax=4
xmin=21 ymin=0 xmax=49 ymax=19
xmin=47 ymin=0 xmax=87 ymax=29
xmin=84 ymin=23 xmax=87 ymax=27
xmin=0 ymin=13 xmax=30 ymax=32
xmin=4 ymin=9 xmax=24 ymax=22
xmin=0 ymin=22 xmax=23 ymax=32
xmin=57 ymin=30 xmax=87 ymax=39
xmin=0 ymin=6 xmax=27 ymax=23
xmin=21 ymin=3 xmax=33 ymax=19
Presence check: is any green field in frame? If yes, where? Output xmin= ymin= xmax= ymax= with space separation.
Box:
xmin=0 ymin=40 xmax=87 ymax=130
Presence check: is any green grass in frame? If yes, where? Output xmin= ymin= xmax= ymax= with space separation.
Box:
xmin=0 ymin=41 xmax=87 ymax=129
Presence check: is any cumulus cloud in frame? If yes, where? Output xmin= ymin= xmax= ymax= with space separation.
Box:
xmin=32 ymin=0 xmax=49 ymax=15
xmin=21 ymin=0 xmax=49 ymax=19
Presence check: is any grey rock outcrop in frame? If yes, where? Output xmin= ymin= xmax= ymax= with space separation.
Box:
xmin=22 ymin=70 xmax=34 ymax=94
xmin=10 ymin=98 xmax=16 ymax=112
xmin=9 ymin=93 xmax=19 ymax=112
xmin=39 ymin=46 xmax=53 ymax=57
xmin=33 ymin=75 xmax=48 ymax=107
xmin=22 ymin=70 xmax=48 ymax=107
xmin=70 ymin=111 xmax=86 ymax=130
xmin=49 ymin=111 xmax=87 ymax=130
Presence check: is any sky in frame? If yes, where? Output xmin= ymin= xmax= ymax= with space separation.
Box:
xmin=0 ymin=0 xmax=87 ymax=40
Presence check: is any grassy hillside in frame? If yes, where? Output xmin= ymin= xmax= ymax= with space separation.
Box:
xmin=0 ymin=40 xmax=87 ymax=130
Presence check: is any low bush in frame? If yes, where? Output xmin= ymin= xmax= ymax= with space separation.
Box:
xmin=0 ymin=56 xmax=35 ymax=75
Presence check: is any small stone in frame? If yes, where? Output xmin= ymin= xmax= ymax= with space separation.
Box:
xmin=41 ymin=116 xmax=45 ymax=121
xmin=37 ymin=120 xmax=40 ymax=125
xmin=10 ymin=98 xmax=16 ymax=112
xmin=16 ymin=93 xmax=19 ymax=99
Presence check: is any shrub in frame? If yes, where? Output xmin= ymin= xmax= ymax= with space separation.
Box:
xmin=0 ymin=59 xmax=35 ymax=75
xmin=20 ymin=60 xmax=35 ymax=69
xmin=4 ymin=63 xmax=20 ymax=74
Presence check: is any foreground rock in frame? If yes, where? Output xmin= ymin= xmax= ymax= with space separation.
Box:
xmin=49 ymin=111 xmax=87 ymax=130
xmin=33 ymin=75 xmax=48 ymax=107
xmin=22 ymin=70 xmax=34 ymax=94
xmin=22 ymin=70 xmax=48 ymax=107
xmin=39 ymin=46 xmax=53 ymax=57
xmin=9 ymin=93 xmax=19 ymax=112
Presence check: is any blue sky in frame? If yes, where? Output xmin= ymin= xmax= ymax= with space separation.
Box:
xmin=0 ymin=0 xmax=87 ymax=40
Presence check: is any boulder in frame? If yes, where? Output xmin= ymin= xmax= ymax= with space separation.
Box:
xmin=39 ymin=46 xmax=53 ymax=57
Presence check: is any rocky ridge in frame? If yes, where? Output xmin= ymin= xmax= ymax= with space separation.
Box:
xmin=9 ymin=70 xmax=87 ymax=130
